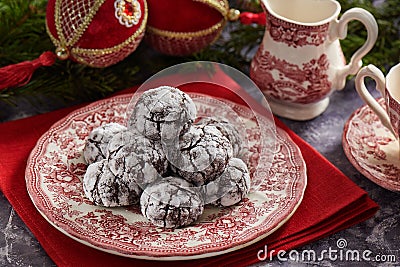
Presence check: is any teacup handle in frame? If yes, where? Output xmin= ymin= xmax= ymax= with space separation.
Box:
xmin=355 ymin=65 xmax=396 ymax=137
xmin=332 ymin=8 xmax=378 ymax=89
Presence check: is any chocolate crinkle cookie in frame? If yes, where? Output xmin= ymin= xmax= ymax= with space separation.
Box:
xmin=203 ymin=158 xmax=251 ymax=207
xmin=81 ymin=86 xmax=252 ymax=228
xmin=83 ymin=160 xmax=142 ymax=207
xmin=107 ymin=131 xmax=168 ymax=185
xmin=170 ymin=124 xmax=233 ymax=186
xmin=140 ymin=176 xmax=204 ymax=229
xmin=83 ymin=123 xmax=127 ymax=165
xmin=196 ymin=116 xmax=243 ymax=157
xmin=128 ymin=86 xmax=197 ymax=141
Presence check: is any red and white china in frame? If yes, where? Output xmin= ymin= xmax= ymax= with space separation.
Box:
xmin=343 ymin=98 xmax=400 ymax=191
xmin=250 ymin=0 xmax=378 ymax=120
xmin=26 ymin=93 xmax=307 ymax=260
xmin=355 ymin=64 xmax=400 ymax=152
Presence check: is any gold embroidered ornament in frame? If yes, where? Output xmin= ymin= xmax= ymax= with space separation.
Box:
xmin=46 ymin=0 xmax=148 ymax=67
xmin=144 ymin=0 xmax=240 ymax=56
xmin=0 ymin=0 xmax=148 ymax=90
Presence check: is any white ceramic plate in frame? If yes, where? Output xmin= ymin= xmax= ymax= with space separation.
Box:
xmin=26 ymin=93 xmax=307 ymax=260
xmin=343 ymin=98 xmax=400 ymax=191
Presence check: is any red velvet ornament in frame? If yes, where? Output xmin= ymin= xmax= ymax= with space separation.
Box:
xmin=145 ymin=0 xmax=234 ymax=56
xmin=0 ymin=0 xmax=147 ymax=90
xmin=46 ymin=0 xmax=148 ymax=67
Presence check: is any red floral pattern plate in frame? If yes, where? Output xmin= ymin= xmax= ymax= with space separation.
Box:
xmin=343 ymin=98 xmax=400 ymax=191
xmin=26 ymin=93 xmax=307 ymax=260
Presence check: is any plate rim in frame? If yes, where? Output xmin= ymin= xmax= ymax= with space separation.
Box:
xmin=25 ymin=93 xmax=307 ymax=260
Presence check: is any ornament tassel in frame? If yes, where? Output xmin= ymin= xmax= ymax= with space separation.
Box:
xmin=239 ymin=12 xmax=266 ymax=26
xmin=0 ymin=51 xmax=56 ymax=90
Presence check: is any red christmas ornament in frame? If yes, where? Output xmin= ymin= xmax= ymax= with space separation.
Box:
xmin=0 ymin=0 xmax=147 ymax=90
xmin=145 ymin=0 xmax=238 ymax=56
xmin=46 ymin=0 xmax=148 ymax=67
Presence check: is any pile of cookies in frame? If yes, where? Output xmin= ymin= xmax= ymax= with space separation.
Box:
xmin=83 ymin=86 xmax=250 ymax=228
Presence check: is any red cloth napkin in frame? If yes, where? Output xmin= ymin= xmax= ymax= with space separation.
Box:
xmin=0 ymin=82 xmax=378 ymax=267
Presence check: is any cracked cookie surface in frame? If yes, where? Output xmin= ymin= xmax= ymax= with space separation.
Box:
xmin=83 ymin=160 xmax=142 ymax=207
xmin=128 ymin=86 xmax=197 ymax=141
xmin=170 ymin=124 xmax=233 ymax=186
xmin=140 ymin=176 xmax=204 ymax=229
xmin=196 ymin=116 xmax=244 ymax=157
xmin=107 ymin=131 xmax=167 ymax=186
xmin=83 ymin=123 xmax=127 ymax=165
xmin=203 ymin=158 xmax=251 ymax=206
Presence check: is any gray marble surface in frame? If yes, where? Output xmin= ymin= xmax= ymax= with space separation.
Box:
xmin=0 ymin=76 xmax=399 ymax=266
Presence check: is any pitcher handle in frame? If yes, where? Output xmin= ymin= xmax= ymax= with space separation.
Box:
xmin=333 ymin=8 xmax=378 ymax=89
xmin=355 ymin=65 xmax=396 ymax=137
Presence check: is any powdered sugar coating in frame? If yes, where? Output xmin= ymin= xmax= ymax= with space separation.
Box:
xmin=83 ymin=160 xmax=142 ymax=207
xmin=196 ymin=116 xmax=243 ymax=157
xmin=83 ymin=123 xmax=127 ymax=164
xmin=203 ymin=158 xmax=251 ymax=206
xmin=82 ymin=88 xmax=252 ymax=227
xmin=140 ymin=177 xmax=204 ymax=229
xmin=128 ymin=86 xmax=197 ymax=141
xmin=107 ymin=131 xmax=167 ymax=186
xmin=170 ymin=124 xmax=233 ymax=186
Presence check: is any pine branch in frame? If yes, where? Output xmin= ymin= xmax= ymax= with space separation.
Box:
xmin=338 ymin=0 xmax=400 ymax=72
xmin=189 ymin=22 xmax=265 ymax=71
xmin=0 ymin=0 xmax=49 ymax=63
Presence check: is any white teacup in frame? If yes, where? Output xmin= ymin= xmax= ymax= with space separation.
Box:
xmin=250 ymin=0 xmax=378 ymax=120
xmin=355 ymin=64 xmax=400 ymax=154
